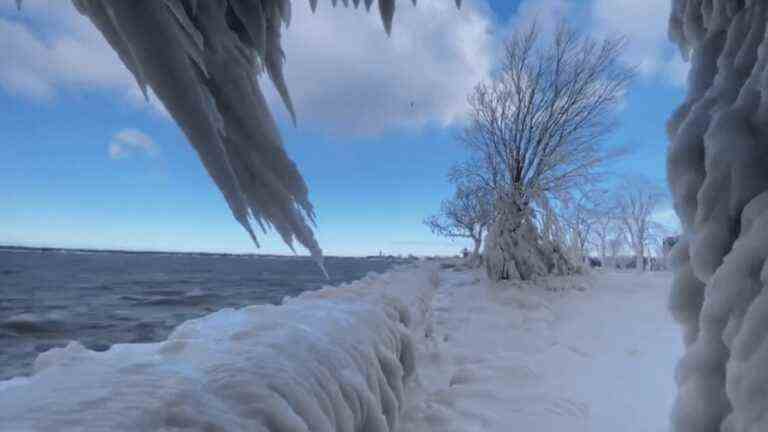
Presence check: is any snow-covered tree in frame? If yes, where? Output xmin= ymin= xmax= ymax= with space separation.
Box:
xmin=483 ymin=196 xmax=576 ymax=281
xmin=590 ymin=201 xmax=621 ymax=268
xmin=453 ymin=22 xmax=630 ymax=205
xmin=607 ymin=234 xmax=625 ymax=269
xmin=616 ymin=177 xmax=665 ymax=272
xmin=667 ymin=2 xmax=768 ymax=431
xmin=558 ymin=189 xmax=615 ymax=266
xmin=424 ymin=183 xmax=493 ymax=265
xmin=450 ymin=21 xmax=632 ymax=281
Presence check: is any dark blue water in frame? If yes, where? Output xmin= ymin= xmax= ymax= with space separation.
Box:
xmin=0 ymin=249 xmax=404 ymax=380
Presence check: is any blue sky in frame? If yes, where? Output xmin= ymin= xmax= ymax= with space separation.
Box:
xmin=1 ymin=0 xmax=686 ymax=256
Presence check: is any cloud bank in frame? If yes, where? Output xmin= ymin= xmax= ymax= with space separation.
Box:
xmin=2 ymin=0 xmax=494 ymax=136
xmin=2 ymin=0 xmax=685 ymax=138
xmin=108 ymin=129 xmax=157 ymax=160
xmin=589 ymin=0 xmax=689 ymax=86
xmin=265 ymin=0 xmax=495 ymax=135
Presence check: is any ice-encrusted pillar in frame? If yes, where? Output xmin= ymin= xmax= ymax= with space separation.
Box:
xmin=668 ymin=1 xmax=768 ymax=430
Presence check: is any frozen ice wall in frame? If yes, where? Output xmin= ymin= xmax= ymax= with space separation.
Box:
xmin=667 ymin=1 xmax=768 ymax=431
xmin=0 ymin=264 xmax=439 ymax=431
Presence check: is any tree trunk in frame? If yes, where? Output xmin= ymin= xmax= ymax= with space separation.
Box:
xmin=485 ymin=200 xmax=575 ymax=281
xmin=471 ymin=237 xmax=482 ymax=267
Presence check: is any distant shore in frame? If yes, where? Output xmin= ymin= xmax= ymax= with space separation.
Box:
xmin=0 ymin=245 xmax=415 ymax=261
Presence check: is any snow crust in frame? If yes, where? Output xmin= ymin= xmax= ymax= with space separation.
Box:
xmin=0 ymin=264 xmax=439 ymax=432
xmin=667 ymin=1 xmax=768 ymax=430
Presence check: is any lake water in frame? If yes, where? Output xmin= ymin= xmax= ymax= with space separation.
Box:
xmin=0 ymin=248 xmax=404 ymax=380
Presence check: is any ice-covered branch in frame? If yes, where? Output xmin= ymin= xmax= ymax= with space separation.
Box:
xmin=424 ymin=182 xmax=493 ymax=263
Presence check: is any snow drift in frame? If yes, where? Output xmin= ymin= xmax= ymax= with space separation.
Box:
xmin=667 ymin=1 xmax=768 ymax=431
xmin=0 ymin=264 xmax=439 ymax=431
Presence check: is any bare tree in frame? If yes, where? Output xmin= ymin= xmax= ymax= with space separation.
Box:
xmin=559 ymin=188 xmax=615 ymax=266
xmin=591 ymin=208 xmax=620 ymax=268
xmin=425 ymin=183 xmax=493 ymax=265
xmin=616 ymin=177 xmax=666 ymax=272
xmin=452 ymin=21 xmax=632 ymax=211
xmin=450 ymin=21 xmax=633 ymax=280
xmin=607 ymin=235 xmax=625 ymax=269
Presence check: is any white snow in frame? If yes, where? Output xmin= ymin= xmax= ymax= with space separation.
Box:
xmin=0 ymin=263 xmax=681 ymax=431
xmin=0 ymin=264 xmax=439 ymax=432
xmin=401 ymin=267 xmax=681 ymax=432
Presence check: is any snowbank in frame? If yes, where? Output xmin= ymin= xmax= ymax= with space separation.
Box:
xmin=400 ymin=269 xmax=681 ymax=432
xmin=0 ymin=263 xmax=439 ymax=432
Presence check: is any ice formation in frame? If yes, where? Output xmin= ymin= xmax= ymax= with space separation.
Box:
xmin=0 ymin=264 xmax=439 ymax=431
xmin=17 ymin=0 xmax=455 ymax=267
xmin=484 ymin=200 xmax=574 ymax=281
xmin=667 ymin=1 xmax=768 ymax=430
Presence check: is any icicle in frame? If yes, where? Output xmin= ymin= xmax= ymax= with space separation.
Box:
xmin=229 ymin=0 xmax=267 ymax=60
xmin=164 ymin=0 xmax=208 ymax=77
xmin=265 ymin=2 xmax=297 ymax=124
xmin=164 ymin=0 xmax=205 ymax=51
xmin=73 ymin=0 xmax=151 ymax=100
xmin=379 ymin=0 xmax=395 ymax=34
xmin=278 ymin=0 xmax=292 ymax=26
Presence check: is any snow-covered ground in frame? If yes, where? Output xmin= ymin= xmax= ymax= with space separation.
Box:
xmin=401 ymin=266 xmax=681 ymax=432
xmin=0 ymin=262 xmax=680 ymax=431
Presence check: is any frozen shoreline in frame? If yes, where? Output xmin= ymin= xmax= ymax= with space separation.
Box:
xmin=0 ymin=263 xmax=439 ymax=431
xmin=0 ymin=262 xmax=680 ymax=431
xmin=401 ymin=267 xmax=681 ymax=431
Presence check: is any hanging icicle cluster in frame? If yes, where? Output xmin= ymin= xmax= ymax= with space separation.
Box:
xmin=13 ymin=0 xmax=461 ymax=270
xmin=667 ymin=1 xmax=768 ymax=431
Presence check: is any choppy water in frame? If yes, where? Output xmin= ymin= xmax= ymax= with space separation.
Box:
xmin=0 ymin=248 xmax=404 ymax=381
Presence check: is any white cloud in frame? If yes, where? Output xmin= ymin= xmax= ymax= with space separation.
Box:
xmin=265 ymin=0 xmax=495 ymax=135
xmin=0 ymin=1 xmax=166 ymax=113
xmin=589 ymin=0 xmax=689 ymax=86
xmin=108 ymin=129 xmax=158 ymax=160
xmin=5 ymin=0 xmax=681 ymax=139
xmin=509 ymin=0 xmax=574 ymax=34
xmin=505 ymin=0 xmax=690 ymax=87
xmin=4 ymin=0 xmax=493 ymax=137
